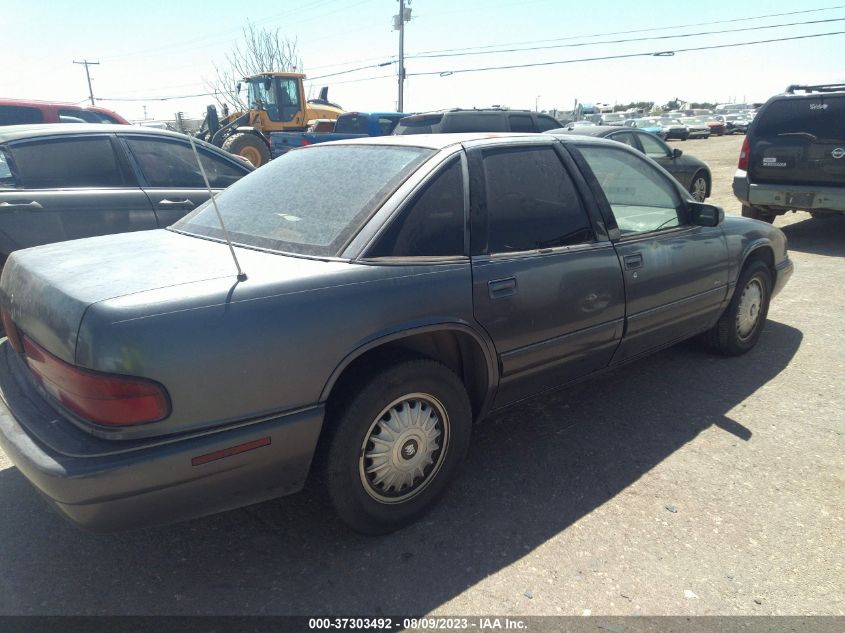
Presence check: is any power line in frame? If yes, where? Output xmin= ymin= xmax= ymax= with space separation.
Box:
xmin=97 ymin=91 xmax=223 ymax=102
xmin=408 ymin=3 xmax=845 ymax=57
xmin=408 ymin=31 xmax=845 ymax=77
xmin=406 ymin=17 xmax=845 ymax=60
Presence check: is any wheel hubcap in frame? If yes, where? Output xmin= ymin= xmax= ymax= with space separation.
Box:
xmin=736 ymin=278 xmax=764 ymax=340
xmin=692 ymin=177 xmax=707 ymax=202
xmin=359 ymin=393 xmax=449 ymax=504
xmin=241 ymin=147 xmax=262 ymax=167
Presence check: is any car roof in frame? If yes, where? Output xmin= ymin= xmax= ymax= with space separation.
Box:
xmin=548 ymin=125 xmax=626 ymax=137
xmin=319 ymin=132 xmax=625 ymax=151
xmin=0 ymin=123 xmax=194 ymax=144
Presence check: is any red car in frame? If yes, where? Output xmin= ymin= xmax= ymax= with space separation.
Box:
xmin=0 ymin=99 xmax=129 ymax=126
xmin=702 ymin=116 xmax=727 ymax=136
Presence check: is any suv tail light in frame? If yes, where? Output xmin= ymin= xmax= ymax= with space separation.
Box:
xmin=738 ymin=137 xmax=750 ymax=170
xmin=23 ymin=337 xmax=170 ymax=426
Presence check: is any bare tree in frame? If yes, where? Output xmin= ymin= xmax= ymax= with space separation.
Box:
xmin=209 ymin=21 xmax=303 ymax=112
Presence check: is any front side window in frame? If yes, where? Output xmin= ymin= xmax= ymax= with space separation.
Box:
xmin=369 ymin=158 xmax=464 ymax=257
xmin=481 ymin=146 xmax=594 ymax=253
xmin=536 ymin=115 xmax=562 ymax=132
xmin=125 ymin=137 xmax=246 ymax=189
xmin=172 ymin=145 xmax=434 ymax=257
xmin=637 ymin=132 xmax=670 ymax=158
xmin=578 ymin=146 xmax=683 ymax=236
xmin=10 ymin=137 xmax=124 ymax=189
xmin=59 ymin=109 xmax=108 ymax=124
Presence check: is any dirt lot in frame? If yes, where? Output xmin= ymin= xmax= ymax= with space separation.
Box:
xmin=0 ymin=135 xmax=842 ymax=618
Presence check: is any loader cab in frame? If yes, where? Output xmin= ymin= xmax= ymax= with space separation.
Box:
xmin=244 ymin=74 xmax=304 ymax=125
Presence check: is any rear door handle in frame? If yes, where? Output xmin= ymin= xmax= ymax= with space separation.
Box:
xmin=624 ymin=253 xmax=643 ymax=270
xmin=488 ymin=277 xmax=517 ymax=298
xmin=0 ymin=200 xmax=43 ymax=210
xmin=157 ymin=199 xmax=195 ymax=209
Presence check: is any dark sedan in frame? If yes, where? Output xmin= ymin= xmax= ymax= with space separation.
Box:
xmin=548 ymin=125 xmax=712 ymax=201
xmin=0 ymin=124 xmax=253 ymax=271
xmin=0 ymin=133 xmax=792 ymax=535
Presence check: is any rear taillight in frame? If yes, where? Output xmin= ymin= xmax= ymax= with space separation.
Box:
xmin=1 ymin=309 xmax=23 ymax=353
xmin=23 ymin=336 xmax=170 ymax=426
xmin=300 ymin=138 xmax=312 ymax=146
xmin=738 ymin=137 xmax=750 ymax=170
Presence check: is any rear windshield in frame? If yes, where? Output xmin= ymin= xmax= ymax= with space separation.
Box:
xmin=394 ymin=115 xmax=443 ymax=135
xmin=171 ymin=144 xmax=434 ymax=257
xmin=334 ymin=115 xmax=369 ymax=134
xmin=754 ymin=97 xmax=845 ymax=139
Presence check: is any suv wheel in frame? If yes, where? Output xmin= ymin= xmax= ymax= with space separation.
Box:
xmin=741 ymin=205 xmax=776 ymax=224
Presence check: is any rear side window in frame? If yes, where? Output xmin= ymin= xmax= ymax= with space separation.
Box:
xmin=125 ymin=137 xmax=246 ymax=188
xmin=9 ymin=137 xmax=124 ymax=188
xmin=394 ymin=115 xmax=443 ymax=135
xmin=58 ymin=109 xmax=113 ymax=124
xmin=508 ymin=115 xmax=535 ymax=132
xmin=443 ymin=113 xmax=507 ymax=133
xmin=754 ymin=97 xmax=845 ymax=139
xmin=0 ymin=105 xmax=44 ymax=126
xmin=369 ymin=158 xmax=464 ymax=257
xmin=481 ymin=146 xmax=594 ymax=253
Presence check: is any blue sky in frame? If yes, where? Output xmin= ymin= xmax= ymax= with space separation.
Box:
xmin=6 ymin=0 xmax=845 ymax=121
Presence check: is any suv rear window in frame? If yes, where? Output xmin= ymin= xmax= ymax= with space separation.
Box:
xmin=442 ymin=113 xmax=507 ymax=133
xmin=754 ymin=97 xmax=845 ymax=139
xmin=394 ymin=115 xmax=443 ymax=135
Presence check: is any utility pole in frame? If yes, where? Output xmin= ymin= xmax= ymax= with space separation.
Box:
xmin=73 ymin=60 xmax=100 ymax=106
xmin=394 ymin=0 xmax=412 ymax=111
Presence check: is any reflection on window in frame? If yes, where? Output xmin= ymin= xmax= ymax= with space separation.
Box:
xmin=127 ymin=138 xmax=244 ymax=189
xmin=579 ymin=146 xmax=682 ymax=235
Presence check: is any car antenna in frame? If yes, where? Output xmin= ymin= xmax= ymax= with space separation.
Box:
xmin=187 ymin=134 xmax=247 ymax=282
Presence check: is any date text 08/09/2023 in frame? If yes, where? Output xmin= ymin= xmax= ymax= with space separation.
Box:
xmin=308 ymin=617 xmax=529 ymax=630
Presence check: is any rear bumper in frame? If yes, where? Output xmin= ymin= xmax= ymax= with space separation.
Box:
xmin=0 ymin=341 xmax=324 ymax=531
xmin=733 ymin=173 xmax=845 ymax=213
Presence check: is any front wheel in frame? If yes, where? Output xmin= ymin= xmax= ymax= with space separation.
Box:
xmin=323 ymin=359 xmax=472 ymax=534
xmin=702 ymin=260 xmax=772 ymax=356
xmin=222 ymin=133 xmax=271 ymax=167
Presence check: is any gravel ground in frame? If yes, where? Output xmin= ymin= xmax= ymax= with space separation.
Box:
xmin=0 ymin=135 xmax=842 ymax=617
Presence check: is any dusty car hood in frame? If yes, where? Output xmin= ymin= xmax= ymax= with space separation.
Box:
xmin=0 ymin=229 xmax=345 ymax=364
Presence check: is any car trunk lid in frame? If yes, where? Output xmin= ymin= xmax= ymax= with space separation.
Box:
xmin=0 ymin=230 xmax=244 ymax=364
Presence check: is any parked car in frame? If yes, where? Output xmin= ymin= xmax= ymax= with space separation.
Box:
xmin=624 ymin=118 xmax=667 ymax=139
xmin=393 ymin=108 xmax=563 ymax=134
xmin=702 ymin=116 xmax=727 ymax=136
xmin=270 ymin=111 xmax=407 ymax=157
xmin=0 ymin=99 xmax=129 ymax=126
xmin=306 ymin=119 xmax=336 ymax=133
xmin=679 ymin=117 xmax=712 ymax=139
xmin=658 ymin=119 xmax=691 ymax=141
xmin=0 ymin=124 xmax=253 ymax=272
xmin=549 ymin=125 xmax=712 ymax=201
xmin=716 ymin=114 xmax=751 ymax=134
xmin=734 ymin=83 xmax=845 ymax=222
xmin=0 ymin=133 xmax=792 ymax=535
xmin=599 ymin=112 xmax=628 ymax=126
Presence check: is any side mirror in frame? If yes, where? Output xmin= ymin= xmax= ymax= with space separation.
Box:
xmin=689 ymin=201 xmax=724 ymax=227
xmin=672 ymin=148 xmax=683 ymax=158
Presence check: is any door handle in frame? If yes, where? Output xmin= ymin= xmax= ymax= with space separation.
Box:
xmin=623 ymin=253 xmax=643 ymax=270
xmin=488 ymin=277 xmax=517 ymax=298
xmin=157 ymin=199 xmax=195 ymax=208
xmin=0 ymin=200 xmax=43 ymax=210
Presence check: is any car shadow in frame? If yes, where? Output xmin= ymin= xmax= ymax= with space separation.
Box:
xmin=780 ymin=214 xmax=845 ymax=257
xmin=0 ymin=321 xmax=802 ymax=615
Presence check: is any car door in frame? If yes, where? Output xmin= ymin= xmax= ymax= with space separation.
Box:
xmin=632 ymin=130 xmax=694 ymax=189
xmin=0 ymin=134 xmax=156 ymax=266
xmin=571 ymin=143 xmax=729 ymax=363
xmin=467 ymin=140 xmax=625 ymax=407
xmin=120 ymin=135 xmax=249 ymax=227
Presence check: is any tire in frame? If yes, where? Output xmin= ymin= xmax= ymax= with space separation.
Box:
xmin=741 ymin=205 xmax=776 ymax=224
xmin=689 ymin=172 xmax=709 ymax=202
xmin=323 ymin=358 xmax=472 ymax=534
xmin=703 ymin=260 xmax=772 ymax=356
xmin=222 ymin=133 xmax=270 ymax=167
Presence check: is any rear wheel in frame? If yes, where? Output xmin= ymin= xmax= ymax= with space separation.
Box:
xmin=222 ymin=133 xmax=270 ymax=167
xmin=323 ymin=358 xmax=472 ymax=534
xmin=703 ymin=260 xmax=772 ymax=356
xmin=742 ymin=205 xmax=776 ymax=224
xmin=689 ymin=172 xmax=709 ymax=202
